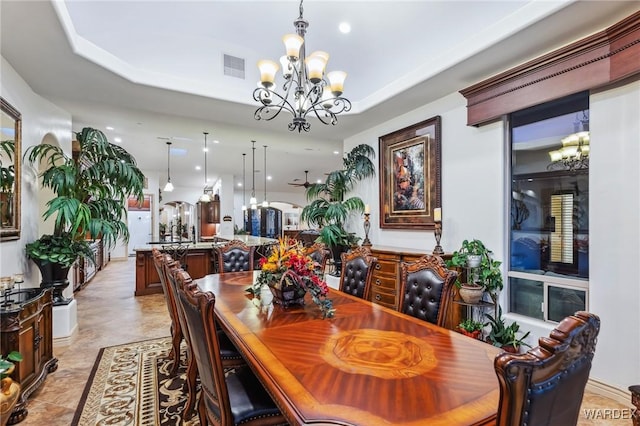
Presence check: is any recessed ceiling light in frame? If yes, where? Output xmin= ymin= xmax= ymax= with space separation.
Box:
xmin=267 ymin=176 xmax=272 ymax=180
xmin=339 ymin=22 xmax=351 ymax=34
xmin=105 ymin=126 xmax=114 ymax=131
xmin=213 ymin=140 xmax=220 ymax=144
xmin=238 ymin=183 xmax=243 ymax=187
xmin=113 ymin=137 xmax=122 ymax=143
xmin=195 ymin=166 xmax=201 ymax=171
xmin=333 ymin=150 xmax=340 ymax=155
xmin=316 ymin=179 xmax=322 ymax=183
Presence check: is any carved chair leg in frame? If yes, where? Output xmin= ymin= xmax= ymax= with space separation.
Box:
xmin=169 ymin=328 xmax=182 ymax=376
xmin=183 ymin=352 xmax=198 ymax=420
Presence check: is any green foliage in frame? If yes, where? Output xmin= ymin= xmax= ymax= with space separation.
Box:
xmin=0 ymin=351 xmax=22 ymax=379
xmin=24 ymin=127 xmax=145 ymax=266
xmin=484 ymin=306 xmax=531 ymax=350
xmin=300 ymin=144 xmax=375 ymax=247
xmin=458 ymin=318 xmax=484 ymax=332
xmin=0 ymin=139 xmax=15 ymax=192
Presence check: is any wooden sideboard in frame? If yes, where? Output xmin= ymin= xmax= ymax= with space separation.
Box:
xmin=0 ymin=288 xmax=58 ymax=424
xmin=368 ymin=246 xmax=461 ymax=330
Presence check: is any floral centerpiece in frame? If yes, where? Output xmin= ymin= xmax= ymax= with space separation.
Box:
xmin=254 ymin=238 xmax=335 ymax=318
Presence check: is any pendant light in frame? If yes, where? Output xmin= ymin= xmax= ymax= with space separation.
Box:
xmin=163 ymin=141 xmax=174 ymax=192
xmin=241 ymin=153 xmax=247 ymax=211
xmin=250 ymin=140 xmax=257 ymax=209
xmin=199 ymin=132 xmax=211 ymax=202
xmin=262 ymin=145 xmax=269 ymax=207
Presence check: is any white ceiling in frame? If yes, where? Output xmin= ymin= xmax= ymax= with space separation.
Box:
xmin=1 ymin=0 xmax=638 ymax=196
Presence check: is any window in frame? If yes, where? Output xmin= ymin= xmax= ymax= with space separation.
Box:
xmin=508 ymin=92 xmax=589 ymax=322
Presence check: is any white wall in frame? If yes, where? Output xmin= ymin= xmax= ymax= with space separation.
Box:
xmin=345 ymin=92 xmax=505 ymax=259
xmin=345 ymin=82 xmax=640 ymax=392
xmin=0 ymin=56 xmax=72 ymax=288
xmin=588 ymin=80 xmax=640 ymax=389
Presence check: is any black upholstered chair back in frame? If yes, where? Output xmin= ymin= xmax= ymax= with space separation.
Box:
xmin=215 ymin=240 xmax=255 ymax=273
xmin=339 ymin=246 xmax=377 ymax=300
xmin=398 ymin=255 xmax=456 ymax=327
xmin=151 ymin=248 xmax=182 ymax=373
xmin=494 ymin=311 xmax=601 ymax=426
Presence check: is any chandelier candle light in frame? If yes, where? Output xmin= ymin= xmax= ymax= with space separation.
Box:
xmin=548 ymin=111 xmax=590 ymax=171
xmin=433 ymin=207 xmax=444 ymax=255
xmin=253 ymin=0 xmax=351 ymax=132
xmin=362 ymin=204 xmax=372 ymax=247
xmin=163 ymin=141 xmax=174 ymax=192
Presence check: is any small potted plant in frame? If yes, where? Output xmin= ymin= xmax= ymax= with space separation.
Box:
xmin=484 ymin=307 xmax=531 ymax=353
xmin=457 ymin=318 xmax=484 ymax=339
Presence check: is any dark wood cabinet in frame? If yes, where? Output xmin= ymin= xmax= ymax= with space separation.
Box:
xmin=135 ymin=247 xmax=214 ymax=296
xmin=0 ymin=288 xmax=58 ymax=424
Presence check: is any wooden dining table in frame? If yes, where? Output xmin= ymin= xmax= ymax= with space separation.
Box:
xmin=197 ymin=271 xmax=501 ymax=426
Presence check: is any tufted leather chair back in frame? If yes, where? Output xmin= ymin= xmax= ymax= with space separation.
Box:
xmin=339 ymin=246 xmax=377 ymax=299
xmin=399 ymin=255 xmax=457 ymax=327
xmin=215 ymin=240 xmax=255 ymax=273
xmin=494 ymin=311 xmax=600 ymax=426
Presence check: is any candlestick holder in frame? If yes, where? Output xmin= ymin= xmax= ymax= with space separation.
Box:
xmin=362 ymin=213 xmax=372 ymax=247
xmin=433 ymin=222 xmax=444 ymax=255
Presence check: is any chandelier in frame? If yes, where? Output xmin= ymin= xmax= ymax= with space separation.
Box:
xmin=548 ymin=111 xmax=590 ymax=171
xmin=163 ymin=141 xmax=174 ymax=192
xmin=199 ymin=132 xmax=212 ymax=202
xmin=253 ymin=0 xmax=351 ymax=132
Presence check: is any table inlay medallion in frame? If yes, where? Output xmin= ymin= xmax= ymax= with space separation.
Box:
xmin=321 ymin=328 xmax=436 ymax=379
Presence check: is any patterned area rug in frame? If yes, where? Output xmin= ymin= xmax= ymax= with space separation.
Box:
xmin=72 ymin=337 xmax=200 ymax=426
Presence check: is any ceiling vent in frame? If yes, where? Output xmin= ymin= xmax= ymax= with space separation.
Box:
xmin=224 ymin=54 xmax=245 ymax=79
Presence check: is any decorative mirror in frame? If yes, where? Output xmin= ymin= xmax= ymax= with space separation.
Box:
xmin=0 ymin=97 xmax=21 ymax=241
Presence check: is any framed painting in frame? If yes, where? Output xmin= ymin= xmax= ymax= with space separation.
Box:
xmin=379 ymin=116 xmax=441 ymax=229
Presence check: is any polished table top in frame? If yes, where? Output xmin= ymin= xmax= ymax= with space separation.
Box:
xmin=197 ymin=271 xmax=501 ymax=426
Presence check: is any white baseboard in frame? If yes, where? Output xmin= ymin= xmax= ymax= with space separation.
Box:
xmin=53 ymin=323 xmax=78 ymax=347
xmin=587 ymin=378 xmax=633 ymax=407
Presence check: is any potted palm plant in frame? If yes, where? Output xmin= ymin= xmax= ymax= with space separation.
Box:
xmin=24 ymin=127 xmax=145 ymax=304
xmin=300 ymin=144 xmax=375 ymax=275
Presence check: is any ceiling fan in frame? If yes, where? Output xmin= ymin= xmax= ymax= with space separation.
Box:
xmin=288 ymin=171 xmax=311 ymax=188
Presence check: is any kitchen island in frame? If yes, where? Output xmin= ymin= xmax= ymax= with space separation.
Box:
xmin=134 ymin=235 xmax=277 ymax=296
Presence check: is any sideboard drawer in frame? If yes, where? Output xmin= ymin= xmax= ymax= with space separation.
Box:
xmin=371 ymin=289 xmax=396 ymax=308
xmin=374 ymin=259 xmax=398 ymax=276
xmin=372 ymin=275 xmax=396 ymax=291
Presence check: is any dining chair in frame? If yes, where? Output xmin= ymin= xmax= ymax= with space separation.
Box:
xmin=151 ymin=247 xmax=183 ymax=374
xmin=398 ymin=255 xmax=457 ymax=327
xmin=166 ymin=265 xmax=246 ymax=420
xmin=339 ymin=246 xmax=377 ymax=300
xmin=494 ymin=311 xmax=601 ymax=426
xmin=630 ymin=385 xmax=640 ymax=426
xmin=162 ymin=242 xmax=190 ymax=271
xmin=174 ymin=273 xmax=287 ymax=426
xmin=215 ymin=240 xmax=255 ymax=273
xmin=305 ymin=243 xmax=330 ymax=278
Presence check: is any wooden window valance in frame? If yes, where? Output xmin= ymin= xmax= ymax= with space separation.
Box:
xmin=460 ymin=11 xmax=640 ymax=127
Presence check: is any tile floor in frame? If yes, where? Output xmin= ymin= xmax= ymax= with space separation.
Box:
xmin=18 ymin=258 xmax=634 ymax=425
